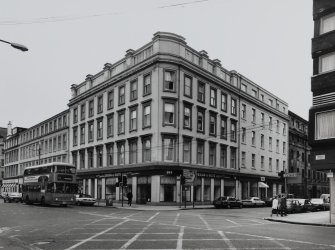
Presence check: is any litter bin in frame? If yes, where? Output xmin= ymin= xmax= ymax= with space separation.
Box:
xmin=106 ymin=198 xmax=113 ymax=206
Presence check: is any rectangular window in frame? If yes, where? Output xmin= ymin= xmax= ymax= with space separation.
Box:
xmin=221 ymin=92 xmax=227 ymax=111
xmin=252 ymin=89 xmax=257 ymax=97
xmin=252 ymin=154 xmax=255 ymax=168
xmin=197 ymin=108 xmax=205 ymax=133
xmin=57 ymin=135 xmax=62 ymax=151
xmin=73 ymin=127 xmax=78 ymax=146
xmin=210 ymin=87 xmax=217 ymax=107
xmin=164 ymin=70 xmax=176 ymax=91
xmin=62 ymin=134 xmax=67 ymax=150
xmin=198 ymin=81 xmax=205 ymax=103
xmin=241 ymin=83 xmax=247 ymax=92
xmin=241 ymin=151 xmax=246 ymax=168
xmin=80 ymin=125 xmax=85 ymax=144
xmin=97 ymin=95 xmax=103 ymax=113
xmin=142 ymin=137 xmax=151 ymax=162
xmin=252 ymin=131 xmax=255 ymax=146
xmin=97 ymin=146 xmax=103 ymax=167
xmin=269 ymin=137 xmax=272 ymax=151
xmin=230 ymin=147 xmax=236 ymax=169
xmin=183 ymin=138 xmax=191 ymax=163
xmin=277 ymin=120 xmax=280 ymax=133
xmin=261 ymin=113 xmax=265 ymax=126
xmin=143 ymin=102 xmax=151 ymax=128
xmin=184 ymin=75 xmax=192 ymax=97
xmin=73 ymin=108 xmax=78 ymax=123
xmin=241 ymin=104 xmax=246 ymax=119
xmin=80 ymin=103 xmax=86 ymax=120
xmin=261 ymin=156 xmax=264 ymax=169
xmin=88 ymin=122 xmax=94 ymax=142
xmin=209 ymin=113 xmax=216 ymax=136
xmin=117 ymin=141 xmax=125 ymax=165
xmin=241 ymin=127 xmax=246 ymax=143
xmin=276 ymin=159 xmax=279 ymax=171
xmin=209 ymin=143 xmax=216 ymax=166
xmin=321 ymin=13 xmax=335 ymax=34
xmin=220 ymin=145 xmax=227 ymax=168
xmin=268 ymin=99 xmax=273 ymax=107
xmin=163 ymin=136 xmax=176 ymax=162
xmin=118 ymin=111 xmax=125 ymax=134
xmin=164 ymin=102 xmax=175 ymax=125
xmin=231 ymin=98 xmax=237 ymax=115
xmin=220 ymin=116 xmax=227 ymax=139
xmin=143 ymin=74 xmax=151 ymax=96
xmin=231 ymin=120 xmax=237 ymax=142
xmin=107 ymin=90 xmax=114 ymax=109
xmin=130 ymin=79 xmax=138 ymax=101
xmin=197 ymin=140 xmax=204 ymax=165
xmin=283 ymin=142 xmax=286 ymax=154
xmin=315 ymin=110 xmax=335 ymax=139
xmin=89 ymin=100 xmax=94 ymax=117
xmin=88 ymin=149 xmax=93 ymax=168
xmin=107 ymin=144 xmax=113 ymax=166
xmin=107 ymin=114 xmax=114 ymax=137
xmin=276 ymin=139 xmax=279 ymax=153
xmin=261 ymin=134 xmax=264 ymax=148
xmin=119 ymin=85 xmax=125 ymax=105
xmin=129 ymin=140 xmax=138 ymax=164
xmin=129 ymin=108 xmax=137 ymax=131
xmin=269 ymin=117 xmax=273 ymax=130
xmin=252 ymin=108 xmax=256 ymax=123
xmin=183 ymin=105 xmax=192 ymax=129
xmin=269 ymin=157 xmax=272 ymax=171
xmin=97 ymin=119 xmax=103 ymax=139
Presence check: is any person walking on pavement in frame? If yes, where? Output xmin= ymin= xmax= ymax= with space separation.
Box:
xmin=270 ymin=196 xmax=278 ymax=217
xmin=280 ymin=195 xmax=287 ymax=216
xmin=277 ymin=194 xmax=282 ymax=216
xmin=127 ymin=191 xmax=133 ymax=206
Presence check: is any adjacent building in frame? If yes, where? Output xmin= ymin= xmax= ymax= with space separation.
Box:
xmin=68 ymin=32 xmax=289 ymax=205
xmin=288 ymin=111 xmax=328 ymax=198
xmin=2 ymin=110 xmax=70 ymax=193
xmin=310 ymin=0 xmax=335 ymax=222
xmin=0 ymin=127 xmax=7 ymax=188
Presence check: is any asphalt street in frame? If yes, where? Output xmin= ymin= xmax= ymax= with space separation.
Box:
xmin=0 ymin=201 xmax=335 ymax=249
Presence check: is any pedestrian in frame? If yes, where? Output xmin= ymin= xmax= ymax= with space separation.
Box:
xmin=280 ymin=195 xmax=287 ymax=216
xmin=277 ymin=194 xmax=282 ymax=216
xmin=127 ymin=191 xmax=133 ymax=206
xmin=270 ymin=196 xmax=278 ymax=217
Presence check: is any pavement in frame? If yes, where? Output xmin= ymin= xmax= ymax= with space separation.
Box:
xmin=96 ymin=201 xmax=335 ymax=227
xmin=264 ymin=211 xmax=335 ymax=227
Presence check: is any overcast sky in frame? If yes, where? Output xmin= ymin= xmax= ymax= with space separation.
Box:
xmin=1 ymin=0 xmax=313 ymax=128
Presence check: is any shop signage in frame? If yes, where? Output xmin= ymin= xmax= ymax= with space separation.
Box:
xmin=260 ymin=177 xmax=265 ymax=182
xmin=283 ymin=173 xmax=297 ymax=178
xmin=316 ymin=155 xmax=325 ymax=160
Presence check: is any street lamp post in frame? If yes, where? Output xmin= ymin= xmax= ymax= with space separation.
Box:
xmin=0 ymin=39 xmax=28 ymax=52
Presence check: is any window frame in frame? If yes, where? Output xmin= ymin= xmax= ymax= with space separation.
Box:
xmin=184 ymin=74 xmax=193 ymax=98
xmin=163 ymin=69 xmax=176 ymax=92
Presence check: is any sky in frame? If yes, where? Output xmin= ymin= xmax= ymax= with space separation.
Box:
xmin=0 ymin=0 xmax=313 ymax=128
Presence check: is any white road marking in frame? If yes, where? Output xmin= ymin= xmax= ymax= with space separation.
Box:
xmin=199 ymin=214 xmax=212 ymax=230
xmin=146 ymin=212 xmax=160 ymax=222
xmin=176 ymin=226 xmax=184 ymax=250
xmin=120 ymin=222 xmax=154 ymax=249
xmin=218 ymin=230 xmax=236 ymax=250
xmin=122 ymin=212 xmax=140 ymax=219
xmin=225 ymin=219 xmax=239 ymax=225
xmin=173 ymin=213 xmax=180 ymax=225
xmin=65 ymin=220 xmax=128 ymax=250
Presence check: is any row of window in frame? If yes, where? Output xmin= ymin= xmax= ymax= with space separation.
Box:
xmin=241 ymin=152 xmax=285 ymax=172
xmin=21 ymin=115 xmax=68 ymax=144
xmin=73 ymin=102 xmax=152 ymax=146
xmin=20 ymin=134 xmax=68 ymax=160
xmin=73 ymin=74 xmax=152 ymax=123
xmin=242 ymin=130 xmax=287 ymax=154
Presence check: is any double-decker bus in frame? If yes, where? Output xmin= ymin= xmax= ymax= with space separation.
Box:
xmin=22 ymin=163 xmax=78 ymax=206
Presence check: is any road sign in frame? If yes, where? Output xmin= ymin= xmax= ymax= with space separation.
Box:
xmin=283 ymin=173 xmax=297 ymax=178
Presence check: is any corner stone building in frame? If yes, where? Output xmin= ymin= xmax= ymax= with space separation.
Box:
xmin=69 ymin=32 xmax=289 ymax=205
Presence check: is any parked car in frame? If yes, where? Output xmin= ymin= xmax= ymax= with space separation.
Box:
xmin=75 ymin=194 xmax=96 ymax=206
xmin=213 ymin=196 xmax=243 ymax=209
xmin=4 ymin=192 xmax=23 ymax=203
xmin=286 ymin=199 xmax=304 ymax=213
xmin=264 ymin=197 xmax=274 ymax=207
xmin=310 ymin=198 xmax=330 ymax=211
xmin=242 ymin=197 xmax=265 ymax=207
xmin=295 ymin=199 xmax=315 ymax=212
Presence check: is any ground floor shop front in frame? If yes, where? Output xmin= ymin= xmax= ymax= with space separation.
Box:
xmin=78 ymin=170 xmax=283 ymax=205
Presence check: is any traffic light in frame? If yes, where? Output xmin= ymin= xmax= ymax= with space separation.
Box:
xmin=181 ymin=175 xmax=186 ymax=185
xmin=278 ymin=171 xmax=285 ymax=181
xmin=122 ymin=176 xmax=127 ymax=186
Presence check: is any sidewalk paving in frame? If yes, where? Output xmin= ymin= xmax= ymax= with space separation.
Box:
xmin=264 ymin=211 xmax=335 ymax=227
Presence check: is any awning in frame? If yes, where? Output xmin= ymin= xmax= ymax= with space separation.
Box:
xmin=258 ymin=182 xmax=269 ymax=188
